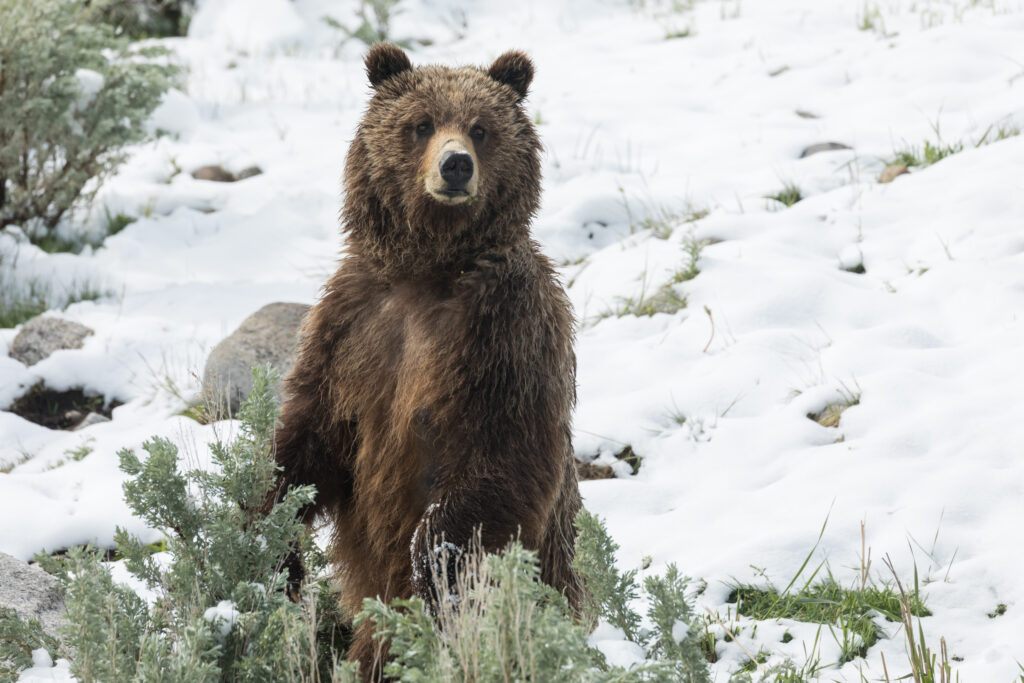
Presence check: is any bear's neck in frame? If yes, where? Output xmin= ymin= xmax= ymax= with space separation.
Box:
xmin=342 ymin=194 xmax=533 ymax=281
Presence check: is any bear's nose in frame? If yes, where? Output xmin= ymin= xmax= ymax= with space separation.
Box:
xmin=439 ymin=151 xmax=474 ymax=190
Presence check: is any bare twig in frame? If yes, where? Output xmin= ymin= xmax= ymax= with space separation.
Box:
xmin=702 ymin=305 xmax=715 ymax=353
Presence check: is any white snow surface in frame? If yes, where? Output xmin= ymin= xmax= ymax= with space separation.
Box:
xmin=4 ymin=0 xmax=1024 ymax=679
xmin=204 ymin=599 xmax=241 ymax=638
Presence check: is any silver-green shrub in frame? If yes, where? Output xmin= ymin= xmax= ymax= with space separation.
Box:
xmin=20 ymin=367 xmax=349 ymax=681
xmin=0 ymin=367 xmax=709 ymax=681
xmin=88 ymin=0 xmax=196 ymax=39
xmin=0 ymin=0 xmax=177 ymax=242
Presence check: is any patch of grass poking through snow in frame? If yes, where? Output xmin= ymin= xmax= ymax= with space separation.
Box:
xmin=728 ymin=576 xmax=929 ymax=665
xmin=635 ymin=202 xmax=708 ymax=239
xmin=0 ymin=277 xmax=49 ymax=329
xmin=857 ymin=2 xmax=887 ymax=34
xmin=807 ymin=382 xmax=861 ymax=428
xmin=0 ymin=451 xmax=33 ymax=474
xmin=612 ymin=285 xmax=689 ymax=318
xmin=765 ymin=182 xmax=803 ymax=208
xmin=600 ymin=233 xmax=710 ymax=321
xmin=0 ymin=258 xmax=111 ymax=328
xmin=887 ymin=140 xmax=964 ymax=169
xmin=887 ymin=118 xmax=1021 ymax=170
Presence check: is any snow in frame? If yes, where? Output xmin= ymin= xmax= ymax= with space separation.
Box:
xmin=4 ymin=0 xmax=1024 ymax=680
xmin=204 ymin=599 xmax=241 ymax=638
xmin=16 ymin=650 xmax=72 ymax=683
xmin=588 ymin=621 xmax=647 ymax=669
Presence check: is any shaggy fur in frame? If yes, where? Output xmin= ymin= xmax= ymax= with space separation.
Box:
xmin=269 ymin=43 xmax=584 ymax=678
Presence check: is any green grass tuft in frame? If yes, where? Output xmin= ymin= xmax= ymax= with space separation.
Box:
xmin=0 ymin=277 xmax=50 ymax=329
xmin=887 ymin=117 xmax=1020 ymax=170
xmin=766 ymin=182 xmax=802 ymax=208
xmin=728 ymin=576 xmax=930 ymax=665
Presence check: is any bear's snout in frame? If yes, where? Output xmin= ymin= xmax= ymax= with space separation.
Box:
xmin=424 ymin=134 xmax=479 ymax=205
xmin=439 ymin=151 xmax=474 ymax=191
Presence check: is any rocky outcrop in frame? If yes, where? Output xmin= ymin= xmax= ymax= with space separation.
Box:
xmin=202 ymin=302 xmax=309 ymax=417
xmin=0 ymin=552 xmax=66 ymax=640
xmin=9 ymin=317 xmax=93 ymax=367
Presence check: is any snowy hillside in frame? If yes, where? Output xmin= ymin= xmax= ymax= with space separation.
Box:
xmin=3 ymin=0 xmax=1024 ymax=679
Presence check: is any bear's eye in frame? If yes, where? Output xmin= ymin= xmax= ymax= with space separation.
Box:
xmin=470 ymin=125 xmax=486 ymax=141
xmin=415 ymin=121 xmax=433 ymax=137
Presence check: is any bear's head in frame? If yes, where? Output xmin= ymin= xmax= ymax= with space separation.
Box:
xmin=343 ymin=44 xmax=542 ymax=276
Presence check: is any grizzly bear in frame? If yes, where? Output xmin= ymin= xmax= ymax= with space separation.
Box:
xmin=268 ymin=43 xmax=584 ymax=677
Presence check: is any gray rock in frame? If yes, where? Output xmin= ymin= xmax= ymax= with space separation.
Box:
xmin=191 ymin=165 xmax=263 ymax=183
xmin=73 ymin=412 xmax=111 ymax=430
xmin=234 ymin=165 xmax=263 ymax=180
xmin=192 ymin=164 xmax=235 ymax=182
xmin=0 ymin=552 xmax=66 ymax=640
xmin=799 ymin=142 xmax=852 ymax=158
xmin=10 ymin=317 xmax=93 ymax=367
xmin=202 ymin=302 xmax=309 ymax=417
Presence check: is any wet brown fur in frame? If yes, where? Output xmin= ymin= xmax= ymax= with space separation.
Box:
xmin=269 ymin=44 xmax=584 ymax=678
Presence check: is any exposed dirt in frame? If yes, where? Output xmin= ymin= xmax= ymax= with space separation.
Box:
xmin=9 ymin=383 xmax=121 ymax=430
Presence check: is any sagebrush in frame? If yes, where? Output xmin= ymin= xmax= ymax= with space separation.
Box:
xmin=0 ymin=366 xmax=709 ymax=681
xmin=0 ymin=0 xmax=176 ymax=242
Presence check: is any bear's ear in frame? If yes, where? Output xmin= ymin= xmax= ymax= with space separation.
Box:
xmin=487 ymin=50 xmax=534 ymax=102
xmin=365 ymin=43 xmax=413 ymax=88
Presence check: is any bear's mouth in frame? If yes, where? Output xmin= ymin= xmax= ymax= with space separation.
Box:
xmin=428 ymin=187 xmax=474 ymax=205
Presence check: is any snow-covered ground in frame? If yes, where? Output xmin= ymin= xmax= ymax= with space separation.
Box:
xmin=4 ymin=0 xmax=1024 ymax=679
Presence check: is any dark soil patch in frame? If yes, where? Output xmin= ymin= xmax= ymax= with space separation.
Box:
xmin=575 ymin=445 xmax=643 ymax=480
xmin=9 ymin=383 xmax=121 ymax=430
xmin=576 ymin=460 xmax=616 ymax=480
xmin=614 ymin=445 xmax=642 ymax=475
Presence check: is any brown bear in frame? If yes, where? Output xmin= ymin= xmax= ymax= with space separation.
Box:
xmin=268 ymin=43 xmax=584 ymax=677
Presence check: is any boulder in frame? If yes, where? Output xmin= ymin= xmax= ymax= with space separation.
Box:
xmin=0 ymin=552 xmax=66 ymax=640
xmin=9 ymin=317 xmax=93 ymax=367
xmin=202 ymin=302 xmax=309 ymax=417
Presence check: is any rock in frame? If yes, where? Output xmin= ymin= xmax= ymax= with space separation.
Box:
xmin=0 ymin=552 xmax=66 ymax=640
xmin=192 ymin=165 xmax=236 ymax=182
xmin=234 ymin=165 xmax=263 ymax=180
xmin=799 ymin=142 xmax=852 ymax=158
xmin=202 ymin=302 xmax=309 ymax=417
xmin=191 ymin=165 xmax=263 ymax=183
xmin=73 ymin=412 xmax=110 ymax=430
xmin=9 ymin=317 xmax=93 ymax=367
xmin=879 ymin=163 xmax=910 ymax=183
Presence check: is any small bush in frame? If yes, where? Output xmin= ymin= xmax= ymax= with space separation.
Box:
xmin=0 ymin=607 xmax=61 ymax=680
xmin=0 ymin=0 xmax=177 ymax=243
xmin=87 ymin=0 xmax=196 ymax=39
xmin=1 ymin=367 xmax=709 ymax=681
xmin=323 ymin=0 xmax=411 ymax=48
xmin=14 ymin=367 xmax=348 ymax=680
